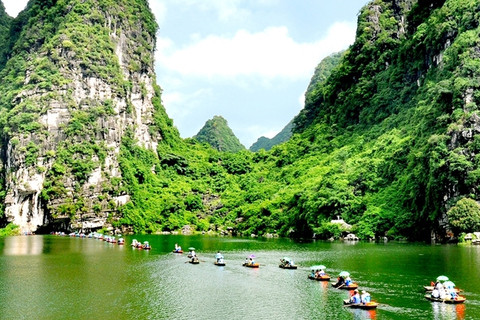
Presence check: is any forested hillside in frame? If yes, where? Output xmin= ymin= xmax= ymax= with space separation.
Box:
xmin=0 ymin=2 xmax=12 ymax=69
xmin=2 ymin=0 xmax=480 ymax=242
xmin=193 ymin=115 xmax=245 ymax=152
xmin=249 ymin=120 xmax=293 ymax=152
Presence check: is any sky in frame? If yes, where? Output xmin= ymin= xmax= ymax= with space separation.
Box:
xmin=3 ymin=0 xmax=369 ymax=148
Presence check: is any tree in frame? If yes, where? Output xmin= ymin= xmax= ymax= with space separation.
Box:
xmin=447 ymin=198 xmax=480 ymax=234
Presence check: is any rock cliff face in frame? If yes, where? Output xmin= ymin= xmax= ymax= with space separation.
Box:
xmin=0 ymin=0 xmax=163 ymax=233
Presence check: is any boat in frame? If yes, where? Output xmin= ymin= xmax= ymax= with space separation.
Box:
xmin=189 ymin=257 xmax=200 ymax=264
xmin=308 ymin=274 xmax=331 ymax=281
xmin=424 ymin=294 xmax=466 ymax=304
xmin=424 ymin=286 xmax=461 ymax=293
xmin=214 ymin=252 xmax=225 ymax=266
xmin=332 ymin=283 xmax=358 ymax=290
xmin=279 ymin=257 xmax=297 ymax=269
xmin=242 ymin=263 xmax=259 ymax=268
xmin=173 ymin=250 xmax=184 ymax=253
xmin=343 ymin=300 xmax=378 ymax=310
xmin=142 ymin=241 xmax=151 ymax=250
xmin=118 ymin=238 xmax=125 ymax=245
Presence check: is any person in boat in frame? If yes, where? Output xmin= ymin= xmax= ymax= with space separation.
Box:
xmin=334 ymin=276 xmax=345 ymax=287
xmin=311 ymin=269 xmax=316 ymax=278
xmin=345 ymin=276 xmax=352 ymax=286
xmin=361 ymin=290 xmax=371 ymax=304
xmin=350 ymin=289 xmax=361 ymax=304
xmin=318 ymin=269 xmax=325 ymax=276
xmin=446 ymin=284 xmax=457 ymax=300
xmin=431 ymin=288 xmax=440 ymax=298
xmin=435 ymin=280 xmax=444 ymax=291
xmin=245 ymin=257 xmax=249 ymax=265
xmin=289 ymin=260 xmax=294 ymax=267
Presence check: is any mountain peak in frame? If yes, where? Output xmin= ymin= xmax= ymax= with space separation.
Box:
xmin=194 ymin=115 xmax=245 ymax=152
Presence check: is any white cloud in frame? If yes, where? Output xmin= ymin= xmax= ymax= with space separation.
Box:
xmin=2 ymin=0 xmax=28 ymax=17
xmin=156 ymin=22 xmax=356 ymax=81
xmin=165 ymin=0 xmax=249 ymax=22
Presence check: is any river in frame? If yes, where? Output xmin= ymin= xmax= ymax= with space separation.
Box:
xmin=0 ymin=235 xmax=478 ymax=320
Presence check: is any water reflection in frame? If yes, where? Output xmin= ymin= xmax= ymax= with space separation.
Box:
xmin=0 ymin=235 xmax=479 ymax=319
xmin=2 ymin=235 xmax=43 ymax=255
xmin=431 ymin=301 xmax=466 ymax=320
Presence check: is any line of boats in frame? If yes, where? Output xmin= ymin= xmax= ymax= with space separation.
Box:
xmin=56 ymin=235 xmax=467 ymax=309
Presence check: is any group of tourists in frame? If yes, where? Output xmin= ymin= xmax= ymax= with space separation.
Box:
xmin=349 ymin=289 xmax=371 ymax=304
xmin=310 ymin=268 xmax=326 ymax=278
xmin=431 ymin=279 xmax=458 ymax=300
xmin=333 ymin=275 xmax=354 ymax=287
xmin=280 ymin=258 xmax=295 ymax=267
xmin=131 ymin=239 xmax=151 ymax=249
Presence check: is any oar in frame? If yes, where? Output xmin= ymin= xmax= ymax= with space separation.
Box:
xmin=336 ymin=283 xmax=345 ymax=289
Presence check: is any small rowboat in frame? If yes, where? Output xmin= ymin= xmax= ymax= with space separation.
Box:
xmin=214 ymin=261 xmax=226 ymax=266
xmin=242 ymin=263 xmax=260 ymax=268
xmin=424 ymin=286 xmax=461 ymax=293
xmin=308 ymin=275 xmax=331 ymax=281
xmin=343 ymin=300 xmax=378 ymax=310
xmin=173 ymin=250 xmax=183 ymax=253
xmin=189 ymin=259 xmax=200 ymax=264
xmin=332 ymin=283 xmax=358 ymax=290
xmin=424 ymin=294 xmax=466 ymax=304
xmin=279 ymin=264 xmax=297 ymax=269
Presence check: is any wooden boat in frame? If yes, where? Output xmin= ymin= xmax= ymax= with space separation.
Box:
xmin=308 ymin=274 xmax=331 ymax=281
xmin=214 ymin=261 xmax=226 ymax=266
xmin=343 ymin=300 xmax=378 ymax=310
xmin=424 ymin=286 xmax=461 ymax=293
xmin=279 ymin=264 xmax=297 ymax=269
xmin=332 ymin=283 xmax=358 ymax=290
xmin=242 ymin=263 xmax=260 ymax=268
xmin=172 ymin=250 xmax=183 ymax=253
xmin=424 ymin=294 xmax=466 ymax=304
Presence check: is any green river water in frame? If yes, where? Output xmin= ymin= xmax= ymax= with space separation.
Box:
xmin=0 ymin=235 xmax=479 ymax=320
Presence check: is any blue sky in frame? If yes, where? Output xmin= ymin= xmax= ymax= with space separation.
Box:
xmin=4 ymin=0 xmax=368 ymax=148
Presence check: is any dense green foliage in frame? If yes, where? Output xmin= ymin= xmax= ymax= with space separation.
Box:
xmin=447 ymin=198 xmax=480 ymax=234
xmin=249 ymin=120 xmax=293 ymax=152
xmin=193 ymin=115 xmax=245 ymax=152
xmin=0 ymin=223 xmax=20 ymax=236
xmin=0 ymin=2 xmax=13 ymax=71
xmin=121 ymin=0 xmax=480 ymax=240
xmin=3 ymin=0 xmax=480 ymax=242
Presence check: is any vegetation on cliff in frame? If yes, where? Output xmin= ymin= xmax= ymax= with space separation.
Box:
xmin=249 ymin=120 xmax=293 ymax=152
xmin=193 ymin=116 xmax=245 ymax=152
xmin=2 ymin=0 xmax=480 ymax=242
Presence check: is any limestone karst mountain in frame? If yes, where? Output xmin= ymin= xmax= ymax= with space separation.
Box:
xmin=0 ymin=0 xmax=177 ymax=232
xmin=194 ymin=115 xmax=245 ymax=152
xmin=2 ymin=0 xmax=480 ymax=241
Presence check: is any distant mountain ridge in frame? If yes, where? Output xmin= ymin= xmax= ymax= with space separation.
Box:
xmin=194 ymin=115 xmax=245 ymax=152
xmin=249 ymin=120 xmax=293 ymax=151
